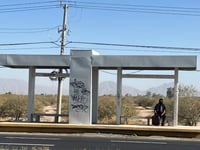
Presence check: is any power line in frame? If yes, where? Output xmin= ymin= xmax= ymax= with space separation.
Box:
xmin=0 ymin=1 xmax=60 ymax=13
xmin=0 ymin=41 xmax=58 ymax=46
xmin=70 ymin=6 xmax=200 ymax=17
xmin=66 ymin=46 xmax=200 ymax=54
xmin=0 ymin=1 xmax=57 ymax=7
xmin=66 ymin=1 xmax=200 ymax=16
xmin=0 ymin=46 xmax=59 ymax=51
xmin=1 ymin=0 xmax=200 ymax=16
xmin=101 ymin=70 xmax=116 ymax=75
xmin=0 ymin=25 xmax=61 ymax=34
xmin=0 ymin=40 xmax=199 ymax=53
xmin=0 ymin=5 xmax=59 ymax=13
xmin=65 ymin=1 xmax=200 ymax=11
xmin=101 ymin=70 xmax=143 ymax=76
xmin=67 ymin=41 xmax=200 ymax=51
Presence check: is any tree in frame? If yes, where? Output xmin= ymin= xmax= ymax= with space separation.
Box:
xmin=179 ymin=84 xmax=197 ymax=97
xmin=179 ymin=98 xmax=200 ymax=126
xmin=0 ymin=95 xmax=27 ymax=121
xmin=166 ymin=84 xmax=197 ymax=98
xmin=145 ymin=91 xmax=151 ymax=97
xmin=166 ymin=87 xmax=174 ymax=98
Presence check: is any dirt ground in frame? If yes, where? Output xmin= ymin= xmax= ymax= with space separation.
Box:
xmin=43 ymin=105 xmax=154 ymax=116
xmin=120 ymin=106 xmax=154 ymax=125
xmin=41 ymin=105 xmax=154 ymax=125
xmin=40 ymin=105 xmax=57 ymax=122
xmin=135 ymin=106 xmax=154 ymax=117
xmin=43 ymin=105 xmax=57 ymax=114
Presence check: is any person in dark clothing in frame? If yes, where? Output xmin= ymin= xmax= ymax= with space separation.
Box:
xmin=154 ymin=98 xmax=166 ymax=126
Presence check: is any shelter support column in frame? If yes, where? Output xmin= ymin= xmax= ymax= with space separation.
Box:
xmin=92 ymin=67 xmax=99 ymax=124
xmin=116 ymin=68 xmax=122 ymax=125
xmin=69 ymin=50 xmax=93 ymax=124
xmin=173 ymin=68 xmax=179 ymax=126
xmin=28 ymin=67 xmax=35 ymax=122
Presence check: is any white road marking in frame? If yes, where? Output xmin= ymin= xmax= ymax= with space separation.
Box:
xmin=111 ymin=140 xmax=167 ymax=145
xmin=0 ymin=142 xmax=54 ymax=147
xmin=5 ymin=136 xmax=60 ymax=140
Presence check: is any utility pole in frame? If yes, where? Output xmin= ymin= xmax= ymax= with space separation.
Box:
xmin=57 ymin=4 xmax=68 ymax=121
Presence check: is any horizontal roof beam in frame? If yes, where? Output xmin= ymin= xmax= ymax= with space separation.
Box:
xmin=122 ymin=74 xmax=175 ymax=79
xmin=92 ymin=55 xmax=197 ymax=70
xmin=35 ymin=72 xmax=69 ymax=78
xmin=0 ymin=53 xmax=197 ymax=71
xmin=0 ymin=55 xmax=70 ymax=68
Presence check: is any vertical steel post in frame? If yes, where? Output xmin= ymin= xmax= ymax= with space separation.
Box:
xmin=173 ymin=68 xmax=179 ymax=126
xmin=28 ymin=67 xmax=35 ymax=122
xmin=92 ymin=67 xmax=99 ymax=124
xmin=116 ymin=68 xmax=122 ymax=125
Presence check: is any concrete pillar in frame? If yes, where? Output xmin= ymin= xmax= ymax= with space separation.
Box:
xmin=69 ymin=50 xmax=97 ymax=124
xmin=27 ymin=67 xmax=35 ymax=122
xmin=173 ymin=68 xmax=179 ymax=126
xmin=92 ymin=67 xmax=99 ymax=124
xmin=116 ymin=68 xmax=122 ymax=125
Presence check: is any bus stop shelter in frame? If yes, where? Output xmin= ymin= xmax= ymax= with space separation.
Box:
xmin=0 ymin=50 xmax=197 ymax=126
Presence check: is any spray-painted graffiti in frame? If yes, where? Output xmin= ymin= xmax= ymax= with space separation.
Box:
xmin=70 ymin=79 xmax=90 ymax=112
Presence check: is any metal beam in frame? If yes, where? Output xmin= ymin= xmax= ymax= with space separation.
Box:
xmin=122 ymin=74 xmax=175 ymax=79
xmin=34 ymin=72 xmax=69 ymax=78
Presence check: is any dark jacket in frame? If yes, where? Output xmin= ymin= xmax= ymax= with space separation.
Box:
xmin=154 ymin=102 xmax=166 ymax=115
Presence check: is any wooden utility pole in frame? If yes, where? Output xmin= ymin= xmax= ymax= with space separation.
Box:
xmin=57 ymin=4 xmax=68 ymax=120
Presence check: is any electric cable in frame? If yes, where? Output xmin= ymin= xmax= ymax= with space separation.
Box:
xmin=0 ymin=1 xmax=60 ymax=13
xmin=66 ymin=46 xmax=200 ymax=54
xmin=66 ymin=1 xmax=200 ymax=16
xmin=0 ymin=25 xmax=61 ymax=34
xmin=67 ymin=41 xmax=200 ymax=51
xmin=0 ymin=41 xmax=58 ymax=46
xmin=1 ymin=0 xmax=200 ymax=16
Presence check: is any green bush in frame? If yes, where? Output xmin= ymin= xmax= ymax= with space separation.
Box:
xmin=98 ymin=96 xmax=116 ymax=123
xmin=122 ymin=97 xmax=137 ymax=116
xmin=179 ymin=97 xmax=200 ymax=126
xmin=0 ymin=95 xmax=27 ymax=121
xmin=134 ymin=96 xmax=157 ymax=108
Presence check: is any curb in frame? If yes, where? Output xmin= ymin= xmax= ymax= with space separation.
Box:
xmin=0 ymin=122 xmax=200 ymax=138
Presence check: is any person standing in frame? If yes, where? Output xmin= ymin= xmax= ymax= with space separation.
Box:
xmin=154 ymin=98 xmax=166 ymax=126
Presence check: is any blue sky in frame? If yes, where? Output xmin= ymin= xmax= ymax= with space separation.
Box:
xmin=1 ymin=0 xmax=200 ymax=92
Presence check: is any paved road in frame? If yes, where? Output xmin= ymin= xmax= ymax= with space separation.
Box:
xmin=0 ymin=132 xmax=200 ymax=150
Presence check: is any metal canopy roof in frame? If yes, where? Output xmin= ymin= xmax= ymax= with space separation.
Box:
xmin=0 ymin=54 xmax=197 ymax=70
xmin=92 ymin=55 xmax=197 ymax=70
xmin=0 ymin=55 xmax=70 ymax=69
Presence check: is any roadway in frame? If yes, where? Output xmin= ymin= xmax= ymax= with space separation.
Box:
xmin=0 ymin=132 xmax=200 ymax=150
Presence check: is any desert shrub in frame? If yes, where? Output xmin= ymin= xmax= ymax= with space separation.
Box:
xmin=35 ymin=95 xmax=57 ymax=106
xmin=34 ymin=95 xmax=58 ymax=113
xmin=34 ymin=99 xmax=44 ymax=113
xmin=61 ymin=96 xmax=69 ymax=114
xmin=134 ymin=96 xmax=157 ymax=108
xmin=179 ymin=97 xmax=200 ymax=126
xmin=0 ymin=95 xmax=27 ymax=121
xmin=98 ymin=96 xmax=116 ymax=123
xmin=121 ymin=97 xmax=138 ymax=116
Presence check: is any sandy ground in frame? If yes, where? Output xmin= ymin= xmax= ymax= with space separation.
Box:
xmin=40 ymin=105 xmax=57 ymax=122
xmin=41 ymin=105 xmax=154 ymax=124
xmin=135 ymin=106 xmax=154 ymax=117
xmin=43 ymin=105 xmax=57 ymax=114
